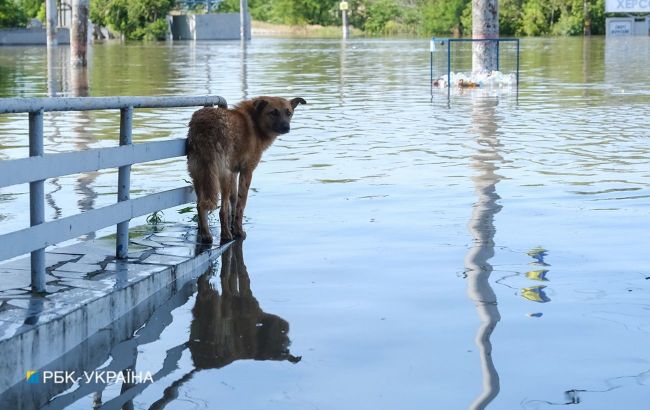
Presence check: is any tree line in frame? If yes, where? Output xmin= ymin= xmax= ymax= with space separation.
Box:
xmin=1 ymin=0 xmax=609 ymax=39
xmin=222 ymin=0 xmax=608 ymax=36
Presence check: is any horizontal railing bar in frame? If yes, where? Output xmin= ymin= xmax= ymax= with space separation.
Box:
xmin=0 ymin=138 xmax=188 ymax=188
xmin=0 ymin=186 xmax=196 ymax=261
xmin=431 ymin=38 xmax=519 ymax=43
xmin=0 ymin=95 xmax=227 ymax=114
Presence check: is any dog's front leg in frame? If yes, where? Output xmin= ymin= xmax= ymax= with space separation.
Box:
xmin=233 ymin=169 xmax=253 ymax=239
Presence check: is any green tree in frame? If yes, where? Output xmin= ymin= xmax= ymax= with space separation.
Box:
xmin=86 ymin=0 xmax=607 ymax=38
xmin=364 ymin=0 xmax=400 ymax=33
xmin=499 ymin=0 xmax=523 ymax=35
xmin=17 ymin=0 xmax=43 ymax=18
xmin=0 ymin=0 xmax=27 ymax=28
xmin=421 ymin=0 xmax=469 ymax=36
xmin=520 ymin=0 xmax=548 ymax=35
xmin=588 ymin=0 xmax=606 ymax=35
xmin=218 ymin=0 xmax=338 ymax=25
xmin=90 ymin=0 xmax=173 ymax=40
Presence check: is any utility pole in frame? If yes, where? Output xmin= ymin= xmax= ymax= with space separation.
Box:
xmin=472 ymin=0 xmax=499 ymax=73
xmin=240 ymin=0 xmax=249 ymax=41
xmin=340 ymin=1 xmax=349 ymax=39
xmin=46 ymin=0 xmax=57 ymax=48
xmin=583 ymin=0 xmax=592 ymax=36
xmin=71 ymin=0 xmax=90 ymax=67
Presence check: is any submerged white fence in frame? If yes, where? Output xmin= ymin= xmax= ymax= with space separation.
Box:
xmin=0 ymin=95 xmax=227 ymax=292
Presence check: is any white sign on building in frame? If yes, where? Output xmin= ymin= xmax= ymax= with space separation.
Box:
xmin=606 ymin=0 xmax=650 ymax=13
xmin=610 ymin=20 xmax=633 ymax=35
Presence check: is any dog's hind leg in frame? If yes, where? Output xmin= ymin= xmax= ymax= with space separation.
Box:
xmin=219 ymin=172 xmax=234 ymax=244
xmin=233 ymin=169 xmax=253 ymax=239
xmin=228 ymin=173 xmax=238 ymax=233
xmin=190 ymin=161 xmax=218 ymax=245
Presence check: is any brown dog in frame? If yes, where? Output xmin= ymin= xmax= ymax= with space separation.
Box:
xmin=187 ymin=96 xmax=307 ymax=244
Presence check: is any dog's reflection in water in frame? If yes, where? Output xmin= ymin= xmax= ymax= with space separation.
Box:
xmin=190 ymin=240 xmax=301 ymax=368
xmin=146 ymin=241 xmax=300 ymax=409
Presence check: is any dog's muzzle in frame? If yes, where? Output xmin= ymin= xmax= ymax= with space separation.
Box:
xmin=277 ymin=123 xmax=290 ymax=134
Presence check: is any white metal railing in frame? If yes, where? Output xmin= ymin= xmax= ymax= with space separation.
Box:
xmin=0 ymin=95 xmax=227 ymax=293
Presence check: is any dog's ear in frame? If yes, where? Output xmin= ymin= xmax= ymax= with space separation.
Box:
xmin=290 ymin=98 xmax=307 ymax=109
xmin=253 ymin=98 xmax=268 ymax=113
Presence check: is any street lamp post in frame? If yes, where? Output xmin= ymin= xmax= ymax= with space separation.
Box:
xmin=46 ymin=0 xmax=57 ymax=48
xmin=71 ymin=0 xmax=90 ymax=67
xmin=340 ymin=1 xmax=349 ymax=39
xmin=240 ymin=0 xmax=249 ymax=41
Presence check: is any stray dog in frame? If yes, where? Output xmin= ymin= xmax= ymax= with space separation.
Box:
xmin=187 ymin=96 xmax=307 ymax=244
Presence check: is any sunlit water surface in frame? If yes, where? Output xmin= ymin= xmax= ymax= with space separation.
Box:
xmin=1 ymin=37 xmax=649 ymax=409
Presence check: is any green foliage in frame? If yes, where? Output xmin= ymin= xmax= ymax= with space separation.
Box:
xmin=421 ymin=0 xmax=470 ymax=36
xmin=364 ymin=0 xmax=401 ymax=34
xmin=588 ymin=0 xmax=606 ymax=35
xmin=132 ymin=18 xmax=169 ymax=40
xmin=90 ymin=0 xmax=174 ymax=40
xmin=17 ymin=0 xmax=43 ymax=19
xmin=361 ymin=0 xmax=606 ymax=37
xmin=520 ymin=0 xmax=547 ymax=36
xmin=498 ymin=0 xmax=523 ymax=35
xmin=218 ymin=0 xmax=338 ymax=25
xmin=146 ymin=210 xmax=164 ymax=225
xmin=0 ymin=0 xmax=27 ymax=28
xmin=35 ymin=2 xmax=45 ymax=22
xmin=0 ymin=0 xmax=610 ymax=37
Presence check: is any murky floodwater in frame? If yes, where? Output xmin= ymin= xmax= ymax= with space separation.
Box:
xmin=1 ymin=36 xmax=650 ymax=409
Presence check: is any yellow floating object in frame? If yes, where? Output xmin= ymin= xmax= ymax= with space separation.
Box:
xmin=525 ymin=269 xmax=549 ymax=281
xmin=521 ymin=285 xmax=551 ymax=303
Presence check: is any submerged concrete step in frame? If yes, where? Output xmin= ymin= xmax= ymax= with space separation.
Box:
xmin=0 ymin=223 xmax=224 ymax=396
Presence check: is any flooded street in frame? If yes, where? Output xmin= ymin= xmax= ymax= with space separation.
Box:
xmin=1 ymin=37 xmax=650 ymax=409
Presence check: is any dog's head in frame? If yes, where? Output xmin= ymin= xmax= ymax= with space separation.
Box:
xmin=251 ymin=96 xmax=307 ymax=136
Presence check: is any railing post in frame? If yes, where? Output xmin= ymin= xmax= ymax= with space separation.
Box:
xmin=29 ymin=110 xmax=46 ymax=293
xmin=116 ymin=106 xmax=133 ymax=259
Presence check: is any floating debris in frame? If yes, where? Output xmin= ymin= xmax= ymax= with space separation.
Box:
xmin=525 ymin=270 xmax=549 ymax=282
xmin=521 ymin=285 xmax=551 ymax=303
xmin=432 ymin=70 xmax=517 ymax=88
xmin=527 ymin=246 xmax=549 ymax=266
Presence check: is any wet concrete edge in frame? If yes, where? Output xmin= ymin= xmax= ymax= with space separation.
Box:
xmin=0 ymin=230 xmax=225 ymax=394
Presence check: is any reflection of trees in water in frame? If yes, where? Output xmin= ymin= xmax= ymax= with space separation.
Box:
xmin=89 ymin=44 xmax=177 ymax=96
xmin=464 ymin=96 xmax=502 ymax=410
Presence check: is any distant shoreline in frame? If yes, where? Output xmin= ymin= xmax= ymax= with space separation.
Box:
xmin=252 ymin=20 xmax=363 ymax=38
